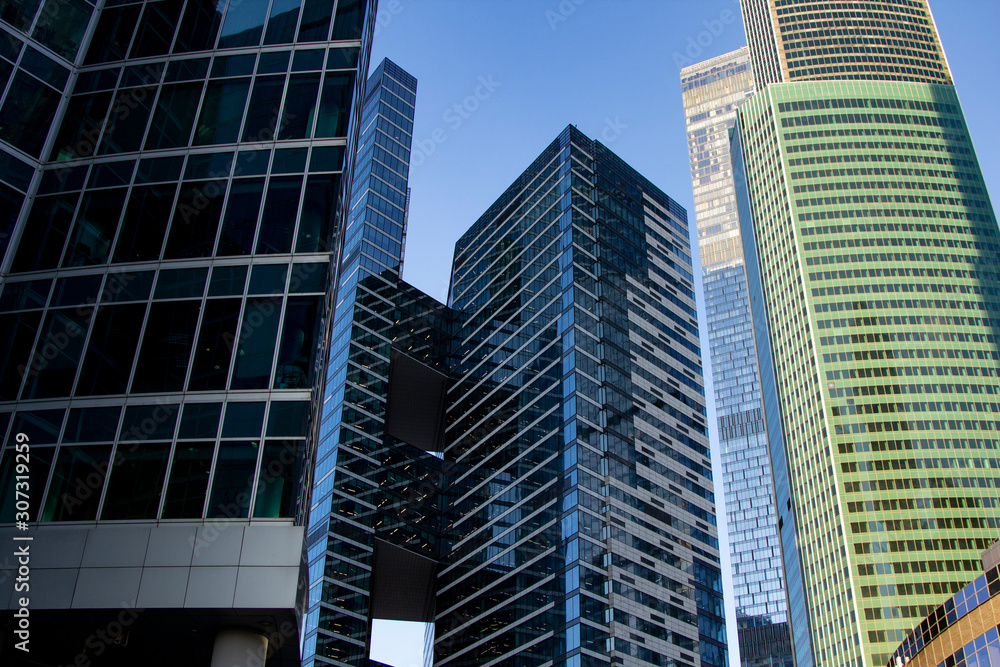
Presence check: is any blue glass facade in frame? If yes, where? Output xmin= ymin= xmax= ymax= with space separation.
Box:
xmin=681 ymin=48 xmax=792 ymax=667
xmin=440 ymin=125 xmax=724 ymax=666
xmin=308 ymin=121 xmax=727 ymax=666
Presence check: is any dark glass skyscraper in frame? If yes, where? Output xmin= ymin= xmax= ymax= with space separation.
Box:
xmin=0 ymin=0 xmax=376 ymax=664
xmin=437 ymin=124 xmax=725 ymax=667
xmin=309 ymin=118 xmax=728 ymax=665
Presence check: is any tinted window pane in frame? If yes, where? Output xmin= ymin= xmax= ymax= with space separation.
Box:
xmin=162 ymin=441 xmax=213 ymax=518
xmin=271 ymin=147 xmax=306 ymax=173
xmin=230 ymin=297 xmax=280 ymax=389
xmin=288 ymin=262 xmax=327 ymax=293
xmin=10 ymin=409 xmax=64 ymax=442
xmin=99 ymin=87 xmax=156 ymax=154
xmin=49 ymin=92 xmax=112 ymax=162
xmin=256 ymin=176 xmax=301 ymax=254
xmin=266 ymin=401 xmax=309 ymax=436
xmin=330 ymin=0 xmax=362 ymax=40
xmin=262 ymin=0 xmax=299 ymax=45
xmin=314 ymin=72 xmax=353 ymax=138
xmin=164 ymin=57 xmax=208 ymax=82
xmin=188 ymin=298 xmax=240 ymax=391
xmin=145 ymin=82 xmax=201 ymax=149
xmin=19 ymin=48 xmax=65 ymax=89
xmin=0 ymin=0 xmax=42 ymax=31
xmin=178 ymin=403 xmax=221 ymax=439
xmin=0 ymin=312 xmax=41 ymax=400
xmin=194 ymin=78 xmax=249 ymax=145
xmin=297 ymin=173 xmax=339 ymax=252
xmin=208 ymin=265 xmax=247 ymax=296
xmin=31 ymin=0 xmax=92 ymax=60
xmin=217 ymin=178 xmax=264 ymax=255
xmin=41 ymin=445 xmax=112 ymax=522
xmin=0 ymin=71 xmax=61 ymax=157
xmin=208 ymin=440 xmax=258 ymax=518
xmin=0 ymin=279 xmax=50 ymax=311
xmin=62 ymin=187 xmax=127 ymax=266
xmin=253 ymin=440 xmax=302 ymax=517
xmin=10 ymin=193 xmax=77 ymax=272
xmin=113 ymin=184 xmax=175 ymax=262
xmin=120 ymin=403 xmax=179 ymax=441
xmin=21 ymin=307 xmax=93 ymax=399
xmin=0 ymin=183 xmax=24 ymax=265
xmin=164 ymin=180 xmax=225 ymax=258
xmin=211 ymin=53 xmax=255 ymax=77
xmin=154 ymin=267 xmax=208 ymax=299
xmin=101 ymin=442 xmax=170 ymax=519
xmin=248 ymin=263 xmax=286 ymax=295
xmin=84 ymin=5 xmax=140 ymax=64
xmin=275 ymin=296 xmax=319 ymax=388
xmin=278 ymin=73 xmax=319 ymax=140
xmin=256 ymin=50 xmax=289 ymax=74
xmin=51 ymin=273 xmax=102 ymax=307
xmin=76 ymin=303 xmax=145 ymax=396
xmin=217 ymin=0 xmax=268 ymax=48
xmin=130 ymin=0 xmax=182 ymax=58
xmin=242 ymin=75 xmax=284 ymax=142
xmin=104 ymin=270 xmax=154 ymax=303
xmin=132 ymin=300 xmax=200 ymax=393
xmin=173 ymin=0 xmax=221 ymax=53
xmin=296 ymin=0 xmax=332 ymax=41
xmin=0 ymin=445 xmax=52 ymax=523
xmin=63 ymin=406 xmax=122 ymax=442
xmin=222 ymin=402 xmax=264 ymax=438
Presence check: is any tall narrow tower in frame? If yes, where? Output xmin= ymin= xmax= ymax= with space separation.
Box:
xmin=734 ymin=1 xmax=1000 ymax=666
xmin=682 ymin=48 xmax=793 ymax=667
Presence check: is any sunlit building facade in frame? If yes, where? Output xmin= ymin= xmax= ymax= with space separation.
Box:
xmin=734 ymin=2 xmax=1000 ymax=665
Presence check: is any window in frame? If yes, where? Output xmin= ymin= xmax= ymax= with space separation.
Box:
xmin=194 ymin=78 xmax=250 ymax=145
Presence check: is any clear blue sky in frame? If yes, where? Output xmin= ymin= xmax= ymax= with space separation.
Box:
xmin=366 ymin=1 xmax=1000 ymax=664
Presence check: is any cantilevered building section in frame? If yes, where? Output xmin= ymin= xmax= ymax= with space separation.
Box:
xmin=0 ymin=0 xmax=377 ymax=664
xmin=739 ymin=0 xmax=952 ymax=87
xmin=302 ymin=58 xmax=453 ymax=666
xmin=438 ymin=125 xmax=725 ymax=667
xmin=682 ymin=48 xmax=793 ymax=667
xmin=733 ymin=32 xmax=1000 ymax=667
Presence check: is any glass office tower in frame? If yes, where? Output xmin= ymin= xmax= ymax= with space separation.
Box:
xmin=438 ymin=125 xmax=725 ymax=667
xmin=301 ymin=57 xmax=453 ymax=667
xmin=733 ymin=2 xmax=1000 ymax=664
xmin=681 ymin=48 xmax=793 ymax=667
xmin=0 ymin=0 xmax=376 ymax=664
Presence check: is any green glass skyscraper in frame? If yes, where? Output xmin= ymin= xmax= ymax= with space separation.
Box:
xmin=734 ymin=2 xmax=1000 ymax=666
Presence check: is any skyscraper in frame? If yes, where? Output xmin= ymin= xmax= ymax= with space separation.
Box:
xmin=0 ymin=0 xmax=376 ymax=664
xmin=437 ymin=124 xmax=725 ymax=667
xmin=300 ymin=56 xmax=452 ymax=667
xmin=733 ymin=1 xmax=1000 ymax=666
xmin=681 ymin=48 xmax=793 ymax=667
xmin=306 ymin=117 xmax=728 ymax=664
